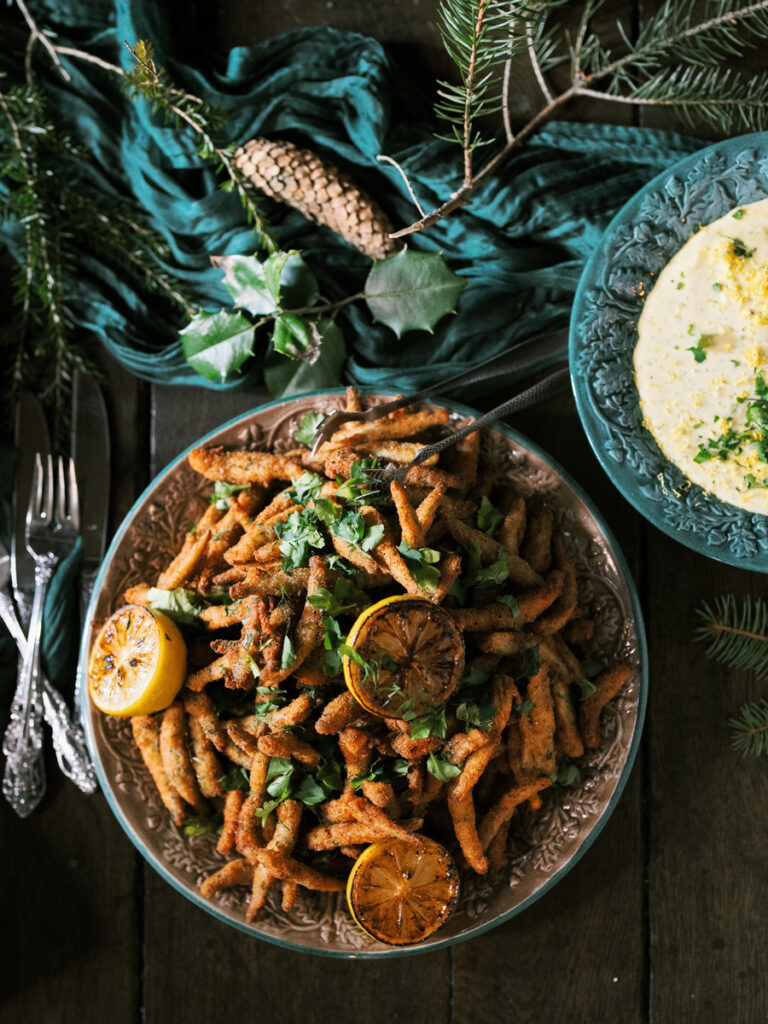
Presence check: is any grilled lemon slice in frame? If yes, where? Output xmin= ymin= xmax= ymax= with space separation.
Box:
xmin=87 ymin=604 xmax=187 ymax=716
xmin=346 ymin=836 xmax=460 ymax=945
xmin=343 ymin=594 xmax=464 ymax=719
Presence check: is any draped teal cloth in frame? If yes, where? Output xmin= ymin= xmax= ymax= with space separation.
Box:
xmin=0 ymin=0 xmax=705 ymax=715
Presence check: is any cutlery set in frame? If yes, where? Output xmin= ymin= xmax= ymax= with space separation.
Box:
xmin=1 ymin=372 xmax=111 ymax=816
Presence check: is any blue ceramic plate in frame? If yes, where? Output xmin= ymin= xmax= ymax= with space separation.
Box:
xmin=571 ymin=131 xmax=768 ymax=569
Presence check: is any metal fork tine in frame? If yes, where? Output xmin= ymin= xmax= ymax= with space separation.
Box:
xmin=55 ymin=456 xmax=67 ymax=526
xmin=28 ymin=453 xmax=43 ymax=524
xmin=66 ymin=457 xmax=80 ymax=529
xmin=43 ymin=453 xmax=54 ymax=523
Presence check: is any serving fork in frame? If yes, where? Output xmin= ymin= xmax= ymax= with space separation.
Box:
xmin=310 ymin=326 xmax=569 ymax=457
xmin=2 ymin=454 xmax=83 ymax=816
xmin=353 ymin=365 xmax=571 ymax=496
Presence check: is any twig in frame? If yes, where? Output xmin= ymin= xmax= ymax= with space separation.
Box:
xmin=526 ymin=22 xmax=552 ymax=104
xmin=13 ymin=0 xmax=71 ymax=82
xmin=577 ymin=87 xmax=753 ymax=108
xmin=55 ymin=46 xmax=124 ymax=76
xmin=462 ymin=0 xmax=491 ymax=185
xmin=283 ymin=293 xmax=365 ymax=317
xmin=377 ymin=155 xmax=427 ymax=217
xmin=390 ymin=85 xmax=576 ymax=238
xmin=501 ymin=57 xmax=514 ymax=144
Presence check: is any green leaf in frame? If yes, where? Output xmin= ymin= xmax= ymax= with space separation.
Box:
xmin=182 ymin=815 xmax=222 ymax=837
xmin=293 ymin=774 xmax=328 ymax=806
xmin=181 ymin=309 xmax=255 ymax=383
xmin=363 ymin=248 xmax=465 ymax=338
xmin=265 ymin=757 xmax=294 ymax=799
xmin=280 ymin=633 xmax=296 ymax=671
xmin=405 ymin=705 xmax=447 ymax=740
xmin=554 ymin=762 xmax=581 ymax=786
xmin=147 ymin=587 xmax=204 ymax=625
xmin=477 ymin=496 xmax=503 ymax=537
xmin=294 ymin=411 xmax=325 ymax=447
xmin=455 ymin=695 xmax=495 ymax=732
xmin=212 ymin=251 xmax=319 ymax=315
xmin=272 ymin=313 xmax=312 ymax=359
xmin=219 ymin=766 xmax=250 ymax=792
xmin=210 ymin=480 xmax=249 ymax=510
xmin=397 ymin=539 xmax=441 ymax=591
xmin=264 ymin=319 xmax=345 ymax=398
xmin=426 ymin=752 xmax=461 ymax=782
xmin=459 ymin=663 xmax=491 ymax=689
xmin=289 ymin=471 xmax=325 ymax=505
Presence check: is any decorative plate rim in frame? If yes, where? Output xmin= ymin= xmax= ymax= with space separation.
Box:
xmin=79 ymin=387 xmax=648 ymax=959
xmin=570 ymin=130 xmax=768 ymax=571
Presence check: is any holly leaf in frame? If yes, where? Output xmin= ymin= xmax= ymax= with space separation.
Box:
xmin=264 ymin=319 xmax=345 ymax=398
xmin=363 ymin=248 xmax=465 ymax=338
xmin=180 ymin=310 xmax=254 ymax=383
xmin=211 ymin=251 xmax=318 ymax=315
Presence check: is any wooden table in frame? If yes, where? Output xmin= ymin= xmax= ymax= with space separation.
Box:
xmin=3 ymin=3 xmax=768 ymax=1022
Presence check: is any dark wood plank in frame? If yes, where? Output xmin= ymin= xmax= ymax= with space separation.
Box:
xmin=0 ymin=356 xmax=144 ymax=1024
xmin=646 ymin=537 xmax=768 ymax=1024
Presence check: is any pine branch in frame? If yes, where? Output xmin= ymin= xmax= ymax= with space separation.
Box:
xmin=123 ymin=41 xmax=277 ymax=253
xmin=693 ymin=595 xmax=768 ymax=678
xmin=729 ymin=700 xmax=768 ymax=756
xmin=392 ymin=0 xmax=768 ymax=238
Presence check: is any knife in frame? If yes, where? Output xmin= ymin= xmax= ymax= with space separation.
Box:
xmin=11 ymin=393 xmax=51 ymax=631
xmin=71 ymin=370 xmax=111 ymax=719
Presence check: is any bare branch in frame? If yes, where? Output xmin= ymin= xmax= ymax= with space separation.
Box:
xmin=13 ymin=0 xmax=71 ymax=82
xmin=526 ymin=22 xmax=552 ymax=104
xmin=377 ymin=154 xmax=427 ymax=217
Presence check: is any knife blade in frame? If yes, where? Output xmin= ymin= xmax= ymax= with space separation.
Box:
xmin=11 ymin=393 xmax=51 ymax=630
xmin=71 ymin=370 xmax=111 ymax=608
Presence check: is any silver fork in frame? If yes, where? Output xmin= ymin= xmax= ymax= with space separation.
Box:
xmin=309 ymin=326 xmax=569 ymax=456
xmin=358 ymin=366 xmax=571 ymax=496
xmin=2 ymin=455 xmax=81 ymax=816
xmin=0 ymin=542 xmax=97 ymax=795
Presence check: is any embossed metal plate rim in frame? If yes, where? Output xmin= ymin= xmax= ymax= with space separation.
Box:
xmin=80 ymin=388 xmax=647 ymax=959
xmin=570 ymin=130 xmax=768 ymax=572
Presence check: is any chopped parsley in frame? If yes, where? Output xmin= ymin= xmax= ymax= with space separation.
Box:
xmin=426 ymin=751 xmax=461 ymax=782
xmin=732 ymin=208 xmax=746 ymax=220
xmin=403 ymin=705 xmax=448 ymax=740
xmin=477 ymin=495 xmax=503 ymax=537
xmin=686 ymin=324 xmax=714 ymax=363
xmin=335 ymin=458 xmax=379 ymax=502
xmin=294 ymin=411 xmax=325 ymax=447
xmin=350 ymin=757 xmax=409 ymax=789
xmin=210 ymin=480 xmax=249 ymax=510
xmin=273 ymin=508 xmax=326 ymax=569
xmin=397 ymin=540 xmax=441 ymax=591
xmin=729 ymin=236 xmax=755 ymax=258
xmin=289 ymin=471 xmax=325 ymax=505
xmin=455 ymin=695 xmax=495 ymax=732
xmin=218 ymin=765 xmax=250 ymax=791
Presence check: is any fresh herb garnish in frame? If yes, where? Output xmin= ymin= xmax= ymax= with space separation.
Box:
xmin=686 ymin=324 xmax=714 ymax=363
xmin=426 ymin=751 xmax=462 ymax=782
xmin=727 ymin=235 xmax=755 ymax=258
xmin=459 ymin=663 xmax=491 ymax=689
xmin=335 ymin=458 xmax=379 ymax=502
xmin=397 ymin=540 xmax=441 ymax=591
xmin=182 ymin=814 xmax=223 ymax=837
xmin=349 ymin=757 xmax=410 ymax=789
xmin=512 ymin=644 xmax=540 ymax=682
xmin=210 ymin=480 xmax=249 ymax=510
xmin=219 ymin=765 xmax=250 ymax=791
xmin=553 ymin=762 xmax=582 ymax=786
xmin=289 ymin=471 xmax=325 ymax=505
xmin=732 ymin=208 xmax=746 ymax=220
xmin=147 ymin=586 xmax=204 ymax=625
xmin=455 ymin=695 xmax=495 ymax=732
xmin=403 ymin=705 xmax=448 ymax=740
xmin=294 ymin=411 xmax=325 ymax=447
xmin=477 ymin=495 xmax=503 ymax=537
xmin=273 ymin=508 xmax=326 ymax=569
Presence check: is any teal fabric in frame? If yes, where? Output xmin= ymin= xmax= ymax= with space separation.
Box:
xmin=0 ymin=0 xmax=706 ymax=704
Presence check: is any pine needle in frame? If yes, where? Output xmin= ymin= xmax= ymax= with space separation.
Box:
xmin=729 ymin=700 xmax=768 ymax=756
xmin=693 ymin=595 xmax=768 ymax=678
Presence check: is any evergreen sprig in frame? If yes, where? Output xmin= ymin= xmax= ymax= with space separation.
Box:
xmin=123 ymin=41 xmax=277 ymax=252
xmin=693 ymin=595 xmax=768 ymax=757
xmin=693 ymin=595 xmax=768 ymax=678
xmin=394 ymin=0 xmax=768 ymax=237
xmin=729 ymin=700 xmax=768 ymax=757
xmin=0 ymin=76 xmax=190 ymax=445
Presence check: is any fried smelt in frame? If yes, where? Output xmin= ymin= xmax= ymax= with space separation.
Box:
xmin=217 ymin=790 xmax=245 ymax=856
xmin=331 ymin=407 xmax=450 ymax=446
xmin=563 ymin=617 xmax=595 ymax=645
xmin=200 ymin=858 xmax=253 ymax=898
xmin=478 ymin=777 xmax=554 ymax=851
xmin=305 ymin=818 xmax=423 ymax=850
xmin=357 ymin=441 xmax=439 ymax=466
xmin=281 ymin=880 xmax=299 ymax=911
xmin=447 ymin=788 xmax=487 ymax=874
xmin=189 ymin=447 xmax=305 ymax=485
xmin=450 ymin=429 xmax=479 ymax=494
xmin=487 ymin=819 xmax=512 ymax=871
xmin=249 ymin=751 xmax=270 ymax=806
xmin=226 ymin=721 xmax=262 ymax=758
xmin=520 ymin=505 xmax=554 ymax=575
xmin=248 ymin=799 xmax=302 ymax=921
xmin=390 ymin=480 xmax=424 ymax=549
xmin=250 ymin=849 xmax=345 ymax=892
xmin=159 ymin=701 xmax=208 ymax=814
xmin=533 ymin=533 xmax=578 ymax=636
xmin=432 ymin=552 xmax=462 ymax=605
xmin=257 ymin=733 xmax=321 ymax=769
xmin=183 ymin=689 xmax=227 ymax=752
xmin=264 ymin=694 xmax=314 ymax=732
xmin=498 ymin=492 xmax=526 ymax=556
xmin=579 ymin=664 xmax=634 ymax=748
xmin=157 ymin=527 xmax=212 ymax=590
xmin=453 ymin=574 xmax=563 ymax=632
xmin=415 ymin=481 xmax=447 ymax=535
xmin=187 ymin=714 xmax=224 ymax=798
xmin=551 ymin=676 xmax=584 ymax=760
xmin=315 ymin=692 xmax=360 ymax=735
xmin=518 ymin=663 xmax=556 ymax=778
xmin=346 ymin=385 xmax=362 ymax=412
xmin=131 ymin=716 xmax=186 ymax=827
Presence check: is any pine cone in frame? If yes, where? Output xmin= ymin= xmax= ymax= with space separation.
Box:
xmin=234 ymin=137 xmax=401 ymax=260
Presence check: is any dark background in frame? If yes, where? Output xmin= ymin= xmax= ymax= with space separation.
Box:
xmin=3 ymin=2 xmax=768 ymax=1022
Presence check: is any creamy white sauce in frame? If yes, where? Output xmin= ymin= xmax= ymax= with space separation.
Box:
xmin=634 ymin=197 xmax=768 ymax=513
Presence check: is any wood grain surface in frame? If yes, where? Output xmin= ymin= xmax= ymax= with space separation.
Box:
xmin=3 ymin=2 xmax=768 ymax=1023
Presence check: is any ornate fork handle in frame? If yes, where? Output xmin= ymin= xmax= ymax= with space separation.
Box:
xmin=2 ymin=557 xmax=54 ymax=816
xmin=0 ymin=584 xmax=97 ymax=795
